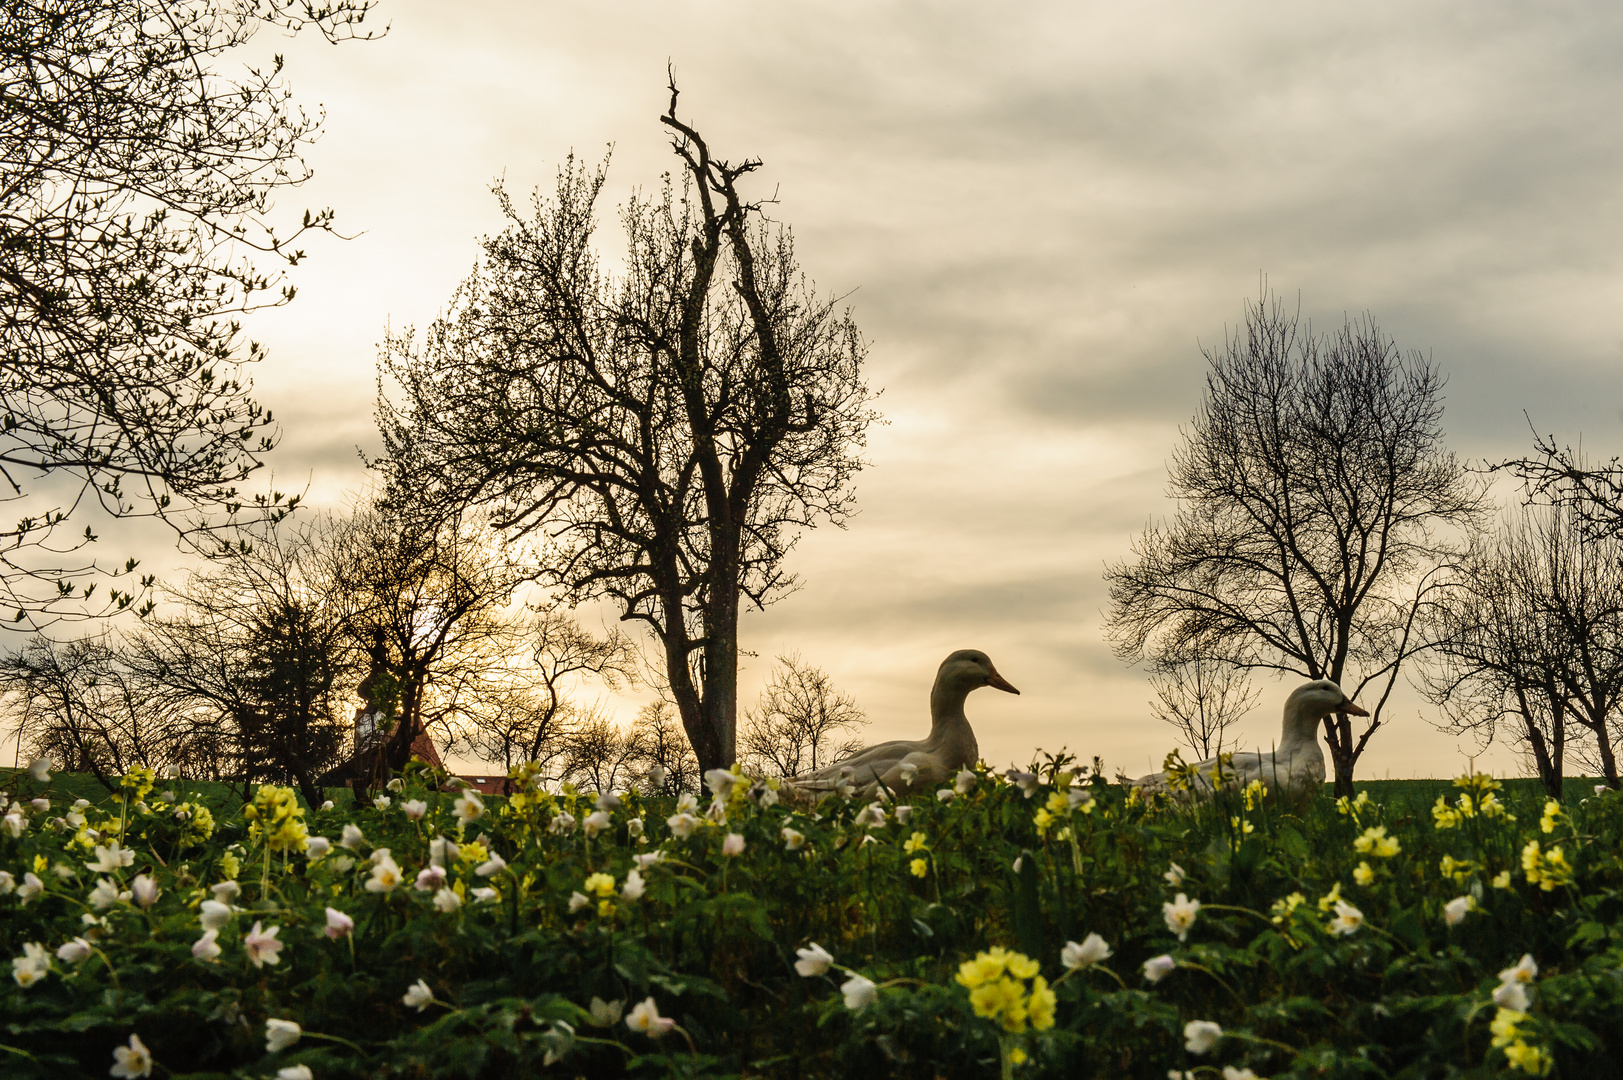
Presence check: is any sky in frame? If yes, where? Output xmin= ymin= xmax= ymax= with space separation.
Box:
xmin=136 ymin=2 xmax=1623 ymax=779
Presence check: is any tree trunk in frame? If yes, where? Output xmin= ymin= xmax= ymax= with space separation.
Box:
xmin=1524 ymin=714 xmax=1562 ymax=800
xmin=1326 ymin=714 xmax=1356 ymax=798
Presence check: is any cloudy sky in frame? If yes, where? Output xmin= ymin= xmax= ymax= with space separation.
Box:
xmin=211 ymin=1 xmax=1622 ymax=779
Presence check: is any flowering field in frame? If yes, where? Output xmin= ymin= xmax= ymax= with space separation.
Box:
xmin=4 ymin=758 xmax=1623 ymax=1079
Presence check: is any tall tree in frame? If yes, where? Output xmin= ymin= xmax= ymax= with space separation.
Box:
xmin=739 ymin=653 xmax=866 ymax=778
xmin=377 ymin=82 xmax=877 ymax=772
xmin=1105 ymin=292 xmax=1489 ymax=796
xmin=0 ymin=0 xmax=379 ymax=626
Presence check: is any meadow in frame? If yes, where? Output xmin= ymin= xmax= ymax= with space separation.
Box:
xmin=3 ymin=759 xmax=1622 ymax=1079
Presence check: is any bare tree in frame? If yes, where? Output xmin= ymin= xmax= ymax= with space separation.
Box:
xmin=739 ymin=653 xmax=866 ymax=778
xmin=560 ymin=705 xmax=648 ymax=794
xmin=630 ymin=698 xmax=700 ymax=795
xmin=1105 ymin=292 xmax=1489 ymax=796
xmin=1502 ymin=435 xmax=1623 ymax=541
xmin=376 ymin=81 xmax=878 ymax=773
xmin=1147 ymin=657 xmax=1258 ymax=761
xmin=0 ymin=0 xmax=379 ymax=627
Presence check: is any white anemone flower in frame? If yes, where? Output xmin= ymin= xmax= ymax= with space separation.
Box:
xmin=211 ymin=880 xmax=241 ymax=902
xmin=1184 ymin=1020 xmax=1223 ymax=1054
xmin=453 ymin=791 xmax=485 ymax=824
xmin=131 ymin=874 xmax=160 ymax=909
xmin=244 ymin=922 xmax=283 ymax=968
xmin=325 ymin=907 xmax=354 ymax=939
xmin=265 ymin=1018 xmax=302 ymax=1053
xmin=471 ymin=887 xmax=498 ymax=903
xmin=1443 ymin=895 xmax=1475 ymax=926
xmin=894 ymin=806 xmax=914 ymax=824
xmin=366 ymin=852 xmax=403 ymax=893
xmin=596 ymin=791 xmax=623 ymax=811
xmin=936 ymin=789 xmax=955 ymax=803
xmin=954 ymin=769 xmax=977 ymax=794
xmin=279 ymin=1065 xmax=314 ymax=1080
xmin=89 ymin=877 xmax=123 ymax=910
xmin=1328 ymin=900 xmax=1365 ymax=936
xmin=373 ymin=796 xmax=392 ymax=811
xmin=386 ymin=778 xmax=405 ymax=793
xmin=841 ymin=973 xmax=878 ymax=1012
xmin=549 ymin=812 xmax=578 ymax=835
xmin=86 ymin=840 xmax=135 ymax=874
xmin=429 ymin=836 xmax=459 ymax=867
xmin=856 ymin=803 xmax=887 ymax=829
xmin=704 ymin=769 xmax=740 ymax=800
xmin=621 ymin=870 xmax=647 ymax=901
xmin=434 ymin=888 xmax=462 ymax=913
xmin=1005 ymin=769 xmax=1040 ymax=797
xmin=898 ymin=762 xmax=919 ymax=784
xmin=2 ymin=813 xmax=24 ymax=838
xmin=646 ymin=764 xmax=668 ymax=790
xmin=781 ymin=827 xmax=806 ymax=851
xmin=721 ymin=832 xmax=745 ymax=857
xmin=794 ymin=942 xmax=834 ymax=977
xmin=1163 ymin=894 xmax=1201 ymax=941
xmin=1500 ymin=954 xmax=1539 ymax=984
xmin=1061 ymin=933 xmax=1112 ymax=970
xmin=633 ymin=849 xmax=665 ymax=870
xmin=109 ymin=1033 xmax=153 ymax=1079
xmin=626 ymin=996 xmax=676 ymax=1037
xmin=339 ymin=824 xmax=367 ymax=851
xmin=675 ymin=792 xmax=699 ymax=815
xmin=55 ymin=938 xmax=92 ymax=964
xmin=0 ymin=870 xmax=12 ymax=894
xmin=27 ymin=756 xmax=52 ymax=782
xmin=476 ymin=853 xmax=507 ymax=877
xmin=12 ymin=942 xmax=50 ymax=987
xmin=305 ymin=836 xmax=332 ymax=861
xmin=1494 ymin=980 xmax=1531 ymax=1011
xmin=588 ymin=997 xmax=625 ymax=1027
xmin=1143 ymin=955 xmax=1176 ymax=983
xmin=568 ymin=891 xmax=591 ymax=913
xmin=402 ymin=799 xmax=428 ymax=821
xmin=18 ymin=872 xmax=43 ymax=904
xmin=191 ymin=929 xmax=221 ymax=961
xmin=666 ymin=813 xmax=698 ymax=839
xmin=402 ymin=978 xmax=435 ymax=1012
xmin=1163 ymin=862 xmax=1185 ymax=887
xmin=626 ymin=817 xmax=646 ymax=839
xmin=320 ymin=800 xmax=335 ymax=812
xmin=415 ymin=866 xmax=446 ymax=891
xmin=199 ymin=900 xmax=233 ymax=931
xmin=583 ymin=811 xmax=613 ymax=839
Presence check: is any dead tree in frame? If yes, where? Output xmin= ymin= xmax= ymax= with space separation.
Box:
xmin=1147 ymin=657 xmax=1258 ymax=761
xmin=739 ymin=653 xmax=867 ymax=778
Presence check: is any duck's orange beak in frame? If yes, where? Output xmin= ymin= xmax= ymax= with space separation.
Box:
xmin=988 ymin=669 xmax=1020 ymax=695
xmin=1340 ymin=698 xmax=1369 ymax=717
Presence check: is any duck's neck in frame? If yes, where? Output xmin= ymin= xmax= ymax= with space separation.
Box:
xmin=1278 ymin=707 xmax=1326 ymax=759
xmin=927 ymin=680 xmax=978 ymax=760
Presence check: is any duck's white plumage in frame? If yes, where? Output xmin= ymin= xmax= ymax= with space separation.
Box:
xmin=786 ymin=650 xmax=1019 ymax=801
xmin=1133 ymin=679 xmax=1367 ymax=799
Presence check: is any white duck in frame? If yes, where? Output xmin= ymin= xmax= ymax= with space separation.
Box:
xmin=1133 ymin=679 xmax=1367 ymax=800
xmin=787 ymin=650 xmax=1019 ymax=801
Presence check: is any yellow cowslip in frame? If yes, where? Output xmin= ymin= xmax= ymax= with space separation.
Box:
xmin=1439 ymin=854 xmax=1473 ymax=884
xmin=1539 ymin=846 xmax=1573 ymax=890
xmin=120 ymin=766 xmax=156 ymax=801
xmin=1353 ymin=861 xmax=1374 ymax=886
xmin=1317 ymin=882 xmax=1343 ymax=912
xmin=584 ymin=872 xmax=615 ymax=898
xmin=1045 ymin=791 xmax=1069 ymax=815
xmin=970 ymin=977 xmax=1028 ymax=1032
xmin=1503 ymin=1041 xmax=1552 ymax=1076
xmin=1455 ymin=771 xmax=1503 ymax=796
xmin=1335 ymin=791 xmax=1372 ymax=818
xmin=245 ymin=785 xmax=308 ymax=853
xmin=959 ymin=948 xmax=1052 ymax=1034
xmin=1490 ymin=1008 xmax=1529 ymax=1049
xmin=1432 ymin=796 xmax=1461 ymax=830
xmin=1521 ymin=840 xmax=1544 ymax=886
xmin=1539 ymin=800 xmax=1562 ymax=835
xmin=1353 ymin=826 xmax=1400 ymax=858
xmin=220 ymin=850 xmax=242 ymax=880
xmin=1230 ymin=815 xmax=1254 ymax=835
xmin=903 ymin=831 xmax=928 ymax=855
xmin=1479 ymin=792 xmax=1513 ymax=821
xmin=1243 ymin=778 xmax=1267 ymax=811
xmin=909 ymin=858 xmax=928 ymax=878
xmin=1492 ymin=870 xmax=1512 ymax=889
xmin=1026 ymin=976 xmax=1056 ymax=1031
xmin=457 ymin=841 xmax=490 ymax=868
xmin=1270 ymin=892 xmax=1305 ymax=924
xmin=1033 ymin=808 xmax=1054 ymax=835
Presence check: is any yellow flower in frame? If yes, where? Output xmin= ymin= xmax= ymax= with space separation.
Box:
xmin=1539 ymin=800 xmax=1562 ymax=835
xmin=1008 ymin=1047 xmax=1028 ymax=1065
xmin=1353 ymin=861 xmax=1374 ymax=886
xmin=596 ymin=899 xmax=616 ymax=918
xmin=1490 ymin=1007 xmax=1529 ymax=1048
xmin=1027 ymin=975 xmax=1056 ymax=1031
xmin=903 ymin=831 xmax=928 ymax=854
xmin=220 ymin=851 xmax=241 ymax=880
xmin=1503 ymin=1041 xmax=1552 ymax=1076
xmin=1007 ymin=952 xmax=1040 ymax=980
xmin=584 ymin=872 xmax=616 ymax=898
xmin=457 ymin=841 xmax=490 ymax=868
xmin=1539 ymin=846 xmax=1573 ymax=890
xmin=1045 ymin=791 xmax=1069 ymax=815
xmin=909 ymin=858 xmax=928 ymax=878
xmin=1317 ymin=882 xmax=1342 ymax=912
xmin=1521 ymin=840 xmax=1544 ymax=885
xmin=1456 ymin=793 xmax=1476 ymax=818
xmin=1432 ymin=796 xmax=1460 ymax=830
xmin=1354 ymin=826 xmax=1400 ymax=858
xmin=1230 ymin=815 xmax=1255 ymax=835
xmin=1270 ymin=892 xmax=1305 ymax=924
xmin=1480 ymin=792 xmax=1511 ymax=820
xmin=1243 ymin=778 xmax=1267 ymax=811
xmin=1033 ymin=808 xmax=1054 ymax=834
xmin=956 ymin=950 xmax=1008 ymax=989
xmin=1492 ymin=869 xmax=1512 ymax=889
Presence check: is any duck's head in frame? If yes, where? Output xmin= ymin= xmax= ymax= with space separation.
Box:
xmin=937 ymin=650 xmax=1020 ymax=696
xmin=1284 ymin=679 xmax=1368 ymax=728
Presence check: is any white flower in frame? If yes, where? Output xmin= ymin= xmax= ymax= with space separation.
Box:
xmin=402 ymin=799 xmax=428 ymax=821
xmin=86 ymin=840 xmax=135 ymax=874
xmin=589 ymin=997 xmax=625 ymax=1027
xmin=365 ymin=852 xmax=402 ymax=893
xmin=27 ymin=756 xmax=52 ymax=782
xmin=759 ymin=786 xmax=780 ymax=808
xmin=191 ymin=929 xmax=221 ymax=961
xmin=1067 ymin=787 xmax=1094 ymax=810
xmin=954 ymin=768 xmax=977 ymax=794
xmin=675 ymin=792 xmax=699 ymax=814
xmin=1005 ymin=769 xmax=1040 ymax=797
xmin=1183 ymin=1019 xmax=1223 ymax=1054
xmin=596 ymin=791 xmax=623 ymax=811
xmin=403 ymin=978 xmax=435 ymax=1012
xmin=704 ymin=768 xmax=740 ymax=800
xmin=89 ymin=877 xmax=122 ymax=910
xmin=1012 ymin=856 xmax=1023 ymax=874
xmin=633 ymin=849 xmax=665 ymax=870
xmin=429 ymin=836 xmax=459 ymax=867
xmin=30 ymin=797 xmax=49 ymax=812
xmin=898 ymin=762 xmax=918 ymax=784
xmin=2 ymin=812 xmax=24 ymax=838
xmin=856 ymin=803 xmax=887 ymax=829
xmin=568 ymin=891 xmax=591 ymax=913
xmin=55 ymin=937 xmax=92 ymax=964
xmin=1443 ymin=895 xmax=1474 ymax=926
xmin=795 ymin=942 xmax=834 ymax=977
xmin=278 ymin=1066 xmax=314 ymax=1080
xmin=1500 ymin=953 xmax=1538 ymax=984
xmin=621 ymin=870 xmax=646 ymax=901
xmin=583 ymin=810 xmax=612 ymax=839
xmin=453 ymin=791 xmax=486 ymax=824
xmin=841 ymin=973 xmax=878 ymax=1011
xmin=244 ymin=922 xmax=283 ymax=968
xmin=131 ymin=874 xmax=160 ymax=909
xmin=373 ymin=795 xmax=392 ymax=811
xmin=305 ymin=836 xmax=332 ymax=861
xmin=320 ymin=800 xmax=335 ymax=812
xmin=781 ymin=827 xmax=805 ymax=850
xmin=434 ymin=888 xmax=462 ymax=913
xmin=1163 ymin=862 xmax=1185 ymax=887
xmin=11 ymin=942 xmax=49 ymax=987
xmin=199 ymin=900 xmax=234 ymax=931
xmin=721 ymin=832 xmax=745 ymax=857
xmin=386 ymin=778 xmax=405 ymax=793
xmin=471 ymin=887 xmax=498 ymax=903
xmin=1328 ymin=899 xmax=1364 ymax=936
xmin=1222 ymin=1068 xmax=1259 ymax=1080
xmin=339 ymin=824 xmax=367 ymax=850
xmin=1061 ymin=933 xmax=1112 ymax=970
xmin=0 ymin=870 xmax=13 ymax=894
xmin=325 ymin=907 xmax=354 ymax=939
xmin=667 ymin=813 xmax=698 ymax=838
xmin=1494 ymin=980 xmax=1531 ymax=1011
xmin=476 ymin=853 xmax=507 ymax=877
xmin=646 ymin=764 xmax=668 ymax=790
xmin=109 ymin=1033 xmax=152 ymax=1078
xmin=1163 ymin=893 xmax=1201 ymax=940
xmin=936 ymin=789 xmax=955 ymax=802
xmin=1143 ymin=954 xmax=1176 ymax=983
xmin=626 ymin=995 xmax=676 ymax=1037
xmin=265 ymin=1018 xmax=302 ymax=1053
xmin=894 ymin=805 xmax=914 ymax=824
xmin=211 ymin=880 xmax=241 ymax=902
xmin=415 ymin=865 xmax=446 ymax=892
xmin=627 ymin=817 xmax=646 ymax=839
xmin=549 ymin=812 xmax=578 ymax=835
xmin=705 ymin=794 xmax=729 ymax=824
